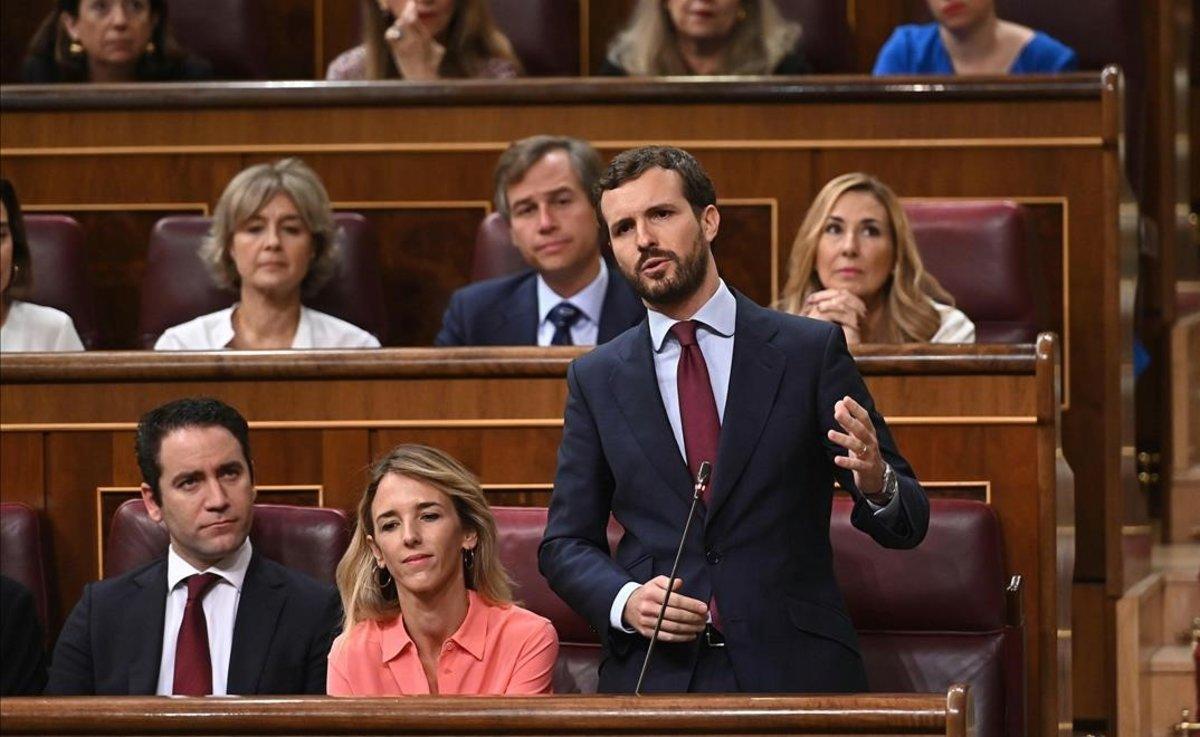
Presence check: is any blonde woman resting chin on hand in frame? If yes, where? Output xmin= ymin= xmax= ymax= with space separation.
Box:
xmin=777 ymin=172 xmax=974 ymax=345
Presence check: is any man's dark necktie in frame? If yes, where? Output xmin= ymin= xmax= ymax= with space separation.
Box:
xmin=549 ymin=302 xmax=582 ymax=346
xmin=670 ymin=320 xmax=723 ymax=628
xmin=173 ymin=572 xmax=221 ymax=696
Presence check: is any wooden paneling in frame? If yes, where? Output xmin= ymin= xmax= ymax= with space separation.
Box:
xmin=0 ymin=689 xmax=971 ymax=737
xmin=0 ymin=342 xmax=1068 ymax=737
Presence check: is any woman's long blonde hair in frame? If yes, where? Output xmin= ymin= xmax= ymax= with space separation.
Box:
xmin=359 ymin=0 xmax=520 ymax=79
xmin=606 ymin=0 xmax=801 ymax=76
xmin=777 ymin=173 xmax=955 ymax=343
xmin=336 ymin=444 xmax=514 ymax=630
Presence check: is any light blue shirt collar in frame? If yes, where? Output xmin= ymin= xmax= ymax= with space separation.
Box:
xmin=536 ymin=258 xmax=608 ymax=327
xmin=647 ymin=279 xmax=737 ymax=351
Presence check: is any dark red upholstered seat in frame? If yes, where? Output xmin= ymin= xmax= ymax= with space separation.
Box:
xmin=138 ymin=213 xmax=388 ymax=347
xmin=165 ymin=0 xmax=269 ymax=80
xmin=0 ymin=502 xmax=51 ymax=633
xmin=471 ymin=212 xmax=526 ymax=282
xmin=22 ymin=215 xmax=102 ymax=349
xmin=488 ymin=0 xmax=580 ymax=76
xmin=904 ymin=200 xmax=1042 ymax=343
xmin=774 ymin=0 xmax=852 ymax=73
xmin=104 ymin=500 xmax=350 ymax=585
xmin=494 ymin=499 xmax=1021 ymax=737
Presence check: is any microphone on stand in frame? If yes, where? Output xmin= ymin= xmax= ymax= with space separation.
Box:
xmin=634 ymin=460 xmax=711 ymax=696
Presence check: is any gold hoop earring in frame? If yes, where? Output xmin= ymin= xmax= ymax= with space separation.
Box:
xmin=68 ymin=39 xmax=84 ymax=56
xmin=375 ymin=563 xmax=392 ymax=589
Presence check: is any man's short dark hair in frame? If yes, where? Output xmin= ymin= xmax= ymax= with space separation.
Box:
xmin=493 ymin=135 xmax=604 ymax=220
xmin=135 ymin=397 xmax=253 ymax=503
xmin=593 ymin=146 xmax=717 ymax=228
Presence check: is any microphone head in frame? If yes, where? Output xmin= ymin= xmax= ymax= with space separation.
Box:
xmin=697 ymin=461 xmax=712 ymax=485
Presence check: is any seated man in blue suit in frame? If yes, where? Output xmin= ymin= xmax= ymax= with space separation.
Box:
xmin=435 ymin=135 xmax=643 ymax=346
xmin=539 ymin=146 xmax=929 ymax=694
xmin=46 ymin=397 xmax=341 ymax=695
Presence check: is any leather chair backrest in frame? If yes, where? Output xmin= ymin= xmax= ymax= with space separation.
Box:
xmin=138 ymin=213 xmax=387 ymax=347
xmin=22 ymin=214 xmax=102 ymax=349
xmin=105 ymin=500 xmax=350 ymax=585
xmin=165 ymin=0 xmax=269 ymax=80
xmin=471 ymin=212 xmax=527 ymax=282
xmin=495 ymin=499 xmax=1022 ymax=737
xmin=773 ymin=0 xmax=853 ymax=73
xmin=904 ymin=200 xmax=1041 ymax=343
xmin=488 ymin=0 xmax=580 ymax=76
xmin=0 ymin=502 xmax=51 ymax=632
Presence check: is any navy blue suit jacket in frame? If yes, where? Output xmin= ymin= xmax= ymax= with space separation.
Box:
xmin=539 ymin=291 xmax=929 ymax=693
xmin=46 ymin=551 xmax=341 ymax=695
xmin=434 ymin=266 xmax=644 ymax=346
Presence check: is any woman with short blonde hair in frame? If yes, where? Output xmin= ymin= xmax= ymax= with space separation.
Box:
xmin=329 ymin=444 xmax=557 ymax=695
xmin=155 ymin=158 xmax=379 ymax=350
xmin=777 ymin=172 xmax=974 ymax=344
xmin=602 ymin=0 xmax=807 ymax=76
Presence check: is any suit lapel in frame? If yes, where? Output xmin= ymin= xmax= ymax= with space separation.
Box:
xmin=596 ymin=271 xmax=637 ymax=343
xmin=609 ymin=323 xmax=695 ymax=504
xmin=497 ymin=274 xmax=539 ymax=345
xmin=707 ymin=294 xmax=785 ymax=521
xmin=128 ymin=562 xmax=169 ymax=694
xmin=226 ymin=552 xmax=286 ymax=695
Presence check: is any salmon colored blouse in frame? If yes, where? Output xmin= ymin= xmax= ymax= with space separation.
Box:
xmin=327 ymin=590 xmax=558 ymax=695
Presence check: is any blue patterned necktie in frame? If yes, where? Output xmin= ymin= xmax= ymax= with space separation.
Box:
xmin=548 ymin=302 xmax=582 ymax=346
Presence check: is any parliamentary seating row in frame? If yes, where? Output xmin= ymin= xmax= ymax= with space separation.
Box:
xmin=0 ymin=496 xmax=1021 ymax=737
xmin=23 ymin=201 xmax=1042 ymax=349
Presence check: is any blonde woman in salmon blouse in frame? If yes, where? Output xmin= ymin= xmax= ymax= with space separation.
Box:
xmin=328 ymin=444 xmax=558 ymax=695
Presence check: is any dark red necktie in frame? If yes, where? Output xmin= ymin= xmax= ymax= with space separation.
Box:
xmin=671 ymin=320 xmax=721 ymax=493
xmin=173 ymin=572 xmax=221 ymax=696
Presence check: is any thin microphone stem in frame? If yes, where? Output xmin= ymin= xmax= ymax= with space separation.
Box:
xmin=634 ymin=461 xmax=711 ymax=696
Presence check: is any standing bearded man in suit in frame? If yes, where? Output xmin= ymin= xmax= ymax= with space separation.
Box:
xmin=435 ymin=135 xmax=643 ymax=347
xmin=47 ymin=397 xmax=341 ymax=695
xmin=539 ymin=147 xmax=929 ymax=693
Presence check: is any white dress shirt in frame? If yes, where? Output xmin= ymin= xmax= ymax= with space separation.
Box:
xmin=608 ymin=280 xmax=898 ymax=631
xmin=535 ymin=259 xmax=609 ymax=347
xmin=154 ymin=305 xmax=380 ymax=350
xmin=156 ymin=539 xmax=253 ymax=696
xmin=0 ymin=300 xmax=85 ymax=352
xmin=930 ymin=302 xmax=976 ymax=343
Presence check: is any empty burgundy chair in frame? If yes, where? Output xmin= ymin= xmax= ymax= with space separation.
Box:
xmin=470 ymin=212 xmax=526 ymax=282
xmin=493 ymin=506 xmax=621 ymax=693
xmin=904 ymin=201 xmax=1042 ymax=343
xmin=104 ymin=500 xmax=350 ymax=584
xmin=0 ymin=502 xmax=51 ymax=633
xmin=774 ymin=0 xmax=852 ymax=73
xmin=832 ymin=497 xmax=1022 ymax=737
xmin=165 ymin=0 xmax=269 ymax=80
xmin=138 ymin=213 xmax=387 ymax=348
xmin=487 ymin=0 xmax=581 ymax=76
xmin=21 ymin=215 xmax=102 ymax=349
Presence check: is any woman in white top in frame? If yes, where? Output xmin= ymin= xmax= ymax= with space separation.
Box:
xmin=777 ymin=172 xmax=975 ymax=344
xmin=0 ymin=179 xmax=85 ymax=352
xmin=155 ymin=159 xmax=380 ymax=351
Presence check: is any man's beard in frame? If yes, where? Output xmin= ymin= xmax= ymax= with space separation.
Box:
xmin=618 ymin=234 xmax=711 ymax=309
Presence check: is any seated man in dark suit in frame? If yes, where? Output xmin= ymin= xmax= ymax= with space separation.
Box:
xmin=436 ymin=135 xmax=643 ymax=346
xmin=1 ymin=574 xmax=47 ymax=695
xmin=46 ymin=397 xmax=341 ymax=696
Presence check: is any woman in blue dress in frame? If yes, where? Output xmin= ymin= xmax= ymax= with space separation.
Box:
xmin=873 ymin=0 xmax=1076 ymax=75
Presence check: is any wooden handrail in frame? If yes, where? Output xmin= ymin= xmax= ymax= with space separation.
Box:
xmin=0 ymin=687 xmax=971 ymax=736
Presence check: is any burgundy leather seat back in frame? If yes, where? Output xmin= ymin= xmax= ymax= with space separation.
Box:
xmin=471 ymin=212 xmax=527 ymax=282
xmin=138 ymin=213 xmax=387 ymax=347
xmin=0 ymin=502 xmax=51 ymax=631
xmin=487 ymin=0 xmax=580 ymax=76
xmin=22 ymin=215 xmax=102 ymax=349
xmin=832 ymin=497 xmax=1021 ymax=737
xmin=105 ymin=500 xmax=350 ymax=585
xmin=774 ymin=0 xmax=852 ymax=73
xmin=493 ymin=506 xmax=621 ymax=693
xmin=904 ymin=201 xmax=1041 ymax=343
xmin=165 ymin=0 xmax=269 ymax=80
